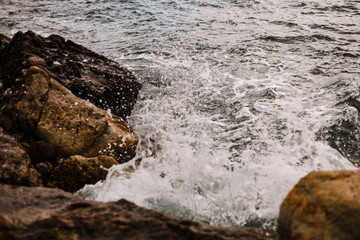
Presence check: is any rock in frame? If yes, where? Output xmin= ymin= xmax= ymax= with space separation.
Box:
xmin=0 ymin=30 xmax=141 ymax=120
xmin=278 ymin=169 xmax=360 ymax=240
xmin=0 ymin=34 xmax=10 ymax=92
xmin=0 ymin=127 xmax=42 ymax=186
xmin=0 ymin=34 xmax=10 ymax=57
xmin=35 ymin=161 xmax=53 ymax=183
xmin=47 ymin=155 xmax=118 ymax=192
xmin=0 ymin=184 xmax=278 ymax=240
xmin=0 ymin=66 xmax=137 ymax=162
xmin=30 ymin=140 xmax=56 ymax=164
xmin=317 ymin=96 xmax=360 ymax=167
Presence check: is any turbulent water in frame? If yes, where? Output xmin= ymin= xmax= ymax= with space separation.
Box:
xmin=1 ymin=0 xmax=359 ymax=227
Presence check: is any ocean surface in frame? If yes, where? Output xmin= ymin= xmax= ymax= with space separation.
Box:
xmin=1 ymin=0 xmax=359 ymax=228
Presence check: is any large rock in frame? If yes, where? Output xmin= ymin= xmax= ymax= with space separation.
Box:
xmin=278 ymin=169 xmax=360 ymax=240
xmin=0 ymin=66 xmax=137 ymax=162
xmin=0 ymin=127 xmax=41 ymax=186
xmin=0 ymin=30 xmax=141 ymax=120
xmin=0 ymin=184 xmax=278 ymax=240
xmin=48 ymin=155 xmax=118 ymax=192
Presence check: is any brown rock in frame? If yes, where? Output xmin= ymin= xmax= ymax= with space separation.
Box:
xmin=0 ymin=66 xmax=137 ymax=162
xmin=278 ymin=169 xmax=360 ymax=240
xmin=0 ymin=30 xmax=141 ymax=120
xmin=0 ymin=127 xmax=42 ymax=186
xmin=0 ymin=184 xmax=278 ymax=240
xmin=35 ymin=161 xmax=53 ymax=183
xmin=0 ymin=34 xmax=10 ymax=56
xmin=30 ymin=141 xmax=56 ymax=164
xmin=47 ymin=155 xmax=118 ymax=192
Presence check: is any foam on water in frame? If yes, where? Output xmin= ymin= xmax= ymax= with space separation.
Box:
xmin=78 ymin=53 xmax=355 ymax=227
xmin=1 ymin=0 xmax=359 ymax=228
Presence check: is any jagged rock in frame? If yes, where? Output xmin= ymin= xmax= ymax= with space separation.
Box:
xmin=0 ymin=30 xmax=141 ymax=119
xmin=0 ymin=184 xmax=278 ymax=240
xmin=317 ymin=96 xmax=360 ymax=167
xmin=278 ymin=169 xmax=360 ymax=240
xmin=0 ymin=127 xmax=41 ymax=186
xmin=0 ymin=66 xmax=137 ymax=162
xmin=48 ymin=155 xmax=118 ymax=192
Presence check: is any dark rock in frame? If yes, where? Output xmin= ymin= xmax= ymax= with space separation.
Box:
xmin=30 ymin=140 xmax=56 ymax=164
xmin=35 ymin=161 xmax=53 ymax=183
xmin=317 ymin=96 xmax=360 ymax=167
xmin=278 ymin=169 xmax=360 ymax=240
xmin=47 ymin=155 xmax=118 ymax=192
xmin=0 ymin=184 xmax=278 ymax=240
xmin=0 ymin=127 xmax=42 ymax=186
xmin=0 ymin=34 xmax=10 ymax=57
xmin=0 ymin=30 xmax=141 ymax=120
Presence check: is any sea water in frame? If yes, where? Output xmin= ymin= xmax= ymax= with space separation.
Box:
xmin=1 ymin=0 xmax=359 ymax=227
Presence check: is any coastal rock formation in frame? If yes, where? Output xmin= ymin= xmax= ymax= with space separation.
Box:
xmin=0 ymin=184 xmax=278 ymax=240
xmin=0 ymin=30 xmax=141 ymax=120
xmin=48 ymin=155 xmax=118 ymax=192
xmin=0 ymin=65 xmax=137 ymax=162
xmin=0 ymin=127 xmax=41 ymax=187
xmin=278 ymin=169 xmax=360 ymax=240
xmin=317 ymin=96 xmax=360 ymax=167
xmin=0 ymin=31 xmax=140 ymax=188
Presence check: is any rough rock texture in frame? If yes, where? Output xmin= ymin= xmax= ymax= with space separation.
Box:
xmin=0 ymin=30 xmax=141 ymax=119
xmin=48 ymin=155 xmax=118 ymax=192
xmin=0 ymin=184 xmax=278 ymax=240
xmin=0 ymin=34 xmax=10 ymax=57
xmin=0 ymin=127 xmax=41 ymax=186
xmin=29 ymin=140 xmax=56 ymax=165
xmin=317 ymin=96 xmax=360 ymax=167
xmin=0 ymin=66 xmax=137 ymax=162
xmin=278 ymin=169 xmax=360 ymax=240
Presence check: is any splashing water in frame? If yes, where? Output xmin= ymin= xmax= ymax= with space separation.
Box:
xmin=1 ymin=0 xmax=359 ymax=227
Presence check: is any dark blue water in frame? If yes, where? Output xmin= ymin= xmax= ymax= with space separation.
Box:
xmin=1 ymin=0 xmax=359 ymax=227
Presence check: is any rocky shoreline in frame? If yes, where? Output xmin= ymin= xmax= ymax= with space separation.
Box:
xmin=1 ymin=31 xmax=359 ymax=239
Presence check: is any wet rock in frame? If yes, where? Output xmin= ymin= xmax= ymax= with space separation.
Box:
xmin=317 ymin=96 xmax=360 ymax=167
xmin=0 ymin=66 xmax=137 ymax=162
xmin=47 ymin=155 xmax=118 ymax=192
xmin=0 ymin=184 xmax=278 ymax=240
xmin=0 ymin=30 xmax=141 ymax=119
xmin=30 ymin=140 xmax=56 ymax=164
xmin=0 ymin=127 xmax=41 ymax=186
xmin=278 ymin=169 xmax=360 ymax=240
xmin=0 ymin=34 xmax=10 ymax=57
xmin=35 ymin=161 xmax=53 ymax=183
xmin=0 ymin=34 xmax=10 ymax=92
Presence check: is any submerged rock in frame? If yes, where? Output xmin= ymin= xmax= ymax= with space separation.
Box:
xmin=0 ymin=127 xmax=41 ymax=187
xmin=0 ymin=184 xmax=278 ymax=240
xmin=317 ymin=96 xmax=360 ymax=167
xmin=48 ymin=155 xmax=118 ymax=192
xmin=278 ymin=169 xmax=360 ymax=240
xmin=0 ymin=30 xmax=141 ymax=120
